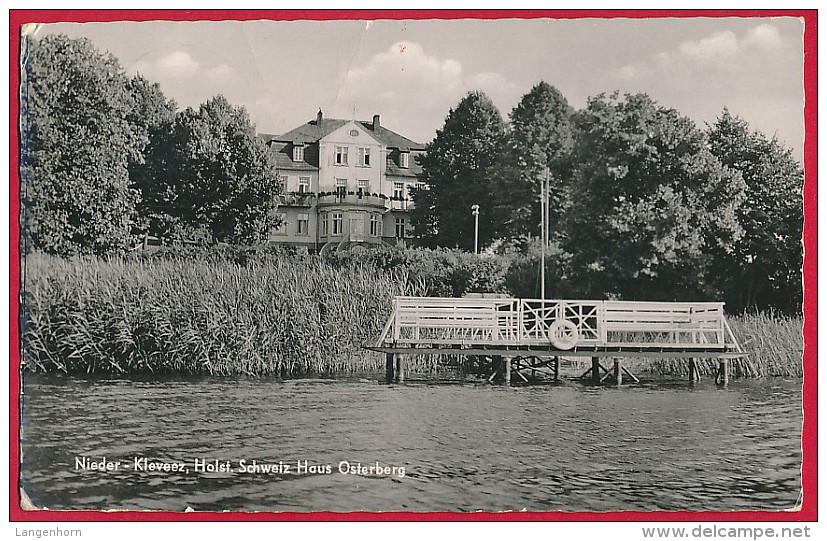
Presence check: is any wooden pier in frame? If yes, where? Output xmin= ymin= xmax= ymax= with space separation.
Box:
xmin=367 ymin=296 xmax=746 ymax=384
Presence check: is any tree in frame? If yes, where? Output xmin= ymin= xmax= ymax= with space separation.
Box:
xmin=141 ymin=95 xmax=279 ymax=244
xmin=410 ymin=91 xmax=505 ymax=250
xmin=490 ymin=81 xmax=576 ymax=240
xmin=706 ymin=109 xmax=804 ymax=313
xmin=126 ymin=75 xmax=177 ymax=237
xmin=563 ymin=92 xmax=746 ymax=301
xmin=21 ymin=34 xmax=150 ymax=255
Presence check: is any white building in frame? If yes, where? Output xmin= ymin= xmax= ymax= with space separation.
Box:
xmin=263 ymin=111 xmax=425 ymax=252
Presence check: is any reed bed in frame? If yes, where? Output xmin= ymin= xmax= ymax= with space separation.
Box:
xmin=642 ymin=311 xmax=803 ymax=378
xmin=20 ymin=253 xmax=416 ymax=376
xmin=20 ymin=253 xmax=804 ymax=378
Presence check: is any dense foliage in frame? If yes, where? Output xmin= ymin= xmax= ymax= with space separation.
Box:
xmin=706 ymin=109 xmax=804 ymax=313
xmin=490 ymin=82 xmax=575 ymax=240
xmin=22 ymin=35 xmax=277 ymax=253
xmin=21 ymin=35 xmax=150 ymax=255
xmin=409 ymin=91 xmax=505 ymax=250
xmin=564 ymin=92 xmax=746 ymax=301
xmin=138 ymin=95 xmax=279 ymax=244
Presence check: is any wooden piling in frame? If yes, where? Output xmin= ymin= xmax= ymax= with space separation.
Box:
xmin=591 ymin=356 xmax=600 ymax=385
xmin=504 ymin=356 xmax=512 ymax=384
xmin=716 ymin=358 xmax=729 ymax=385
xmin=553 ymin=356 xmax=559 ymax=382
xmin=385 ymin=353 xmax=395 ymax=383
xmin=395 ymin=355 xmax=405 ymax=383
xmin=689 ymin=358 xmax=700 ymax=383
xmin=491 ymin=355 xmax=503 ymax=382
xmin=613 ymin=359 xmax=623 ymax=385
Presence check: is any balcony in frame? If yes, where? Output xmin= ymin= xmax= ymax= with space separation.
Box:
xmin=317 ymin=191 xmax=390 ymax=209
xmin=277 ymin=192 xmax=315 ymax=207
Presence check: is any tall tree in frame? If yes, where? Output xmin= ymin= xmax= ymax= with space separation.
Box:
xmin=142 ymin=95 xmax=279 ymax=244
xmin=707 ymin=109 xmax=804 ymax=313
xmin=491 ymin=81 xmax=575 ymax=240
xmin=563 ymin=92 xmax=746 ymax=301
xmin=410 ymin=91 xmax=505 ymax=250
xmin=21 ymin=34 xmax=150 ymax=255
xmin=127 ymin=75 xmax=177 ymax=237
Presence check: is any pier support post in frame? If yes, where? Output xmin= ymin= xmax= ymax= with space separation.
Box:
xmin=493 ymin=355 xmax=503 ymax=383
xmin=395 ymin=355 xmax=405 ymax=383
xmin=504 ymin=356 xmax=512 ymax=384
xmin=385 ymin=353 xmax=395 ymax=383
xmin=613 ymin=359 xmax=623 ymax=385
xmin=716 ymin=359 xmax=729 ymax=386
xmin=553 ymin=356 xmax=559 ymax=382
xmin=689 ymin=358 xmax=700 ymax=383
xmin=591 ymin=357 xmax=601 ymax=385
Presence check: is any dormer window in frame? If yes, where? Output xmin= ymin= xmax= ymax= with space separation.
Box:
xmin=399 ymin=151 xmax=409 ymax=168
xmin=292 ymin=144 xmax=304 ymax=162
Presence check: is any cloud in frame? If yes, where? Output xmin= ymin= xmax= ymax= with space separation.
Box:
xmin=743 ymin=24 xmax=784 ymax=49
xmin=129 ymin=50 xmax=243 ymax=109
xmin=615 ymin=23 xmax=796 ymax=82
xmin=334 ymin=41 xmax=518 ymax=144
xmin=604 ymin=22 xmax=803 ymax=161
xmin=206 ymin=64 xmax=234 ymax=82
xmin=134 ymin=51 xmax=200 ymax=80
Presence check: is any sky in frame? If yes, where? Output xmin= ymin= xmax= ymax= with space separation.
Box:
xmin=30 ymin=15 xmax=805 ymax=160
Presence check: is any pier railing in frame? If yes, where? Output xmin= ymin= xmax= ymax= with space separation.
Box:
xmin=376 ymin=296 xmax=742 ymax=352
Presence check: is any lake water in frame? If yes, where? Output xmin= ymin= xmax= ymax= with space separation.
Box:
xmin=19 ymin=371 xmax=802 ymax=513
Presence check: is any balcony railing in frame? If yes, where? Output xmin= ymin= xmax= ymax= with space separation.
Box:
xmin=277 ymin=190 xmax=415 ymax=210
xmin=316 ymin=192 xmax=411 ymax=209
xmin=277 ymin=192 xmax=315 ymax=207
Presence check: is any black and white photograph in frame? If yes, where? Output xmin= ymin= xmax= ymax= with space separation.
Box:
xmin=14 ymin=11 xmax=811 ymax=517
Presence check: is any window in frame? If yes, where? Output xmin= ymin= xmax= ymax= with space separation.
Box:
xmin=358 ymin=147 xmax=371 ymax=166
xmin=278 ymin=175 xmax=288 ymax=191
xmin=399 ymin=151 xmax=409 ymax=168
xmin=320 ymin=213 xmax=328 ymax=236
xmin=393 ymin=182 xmax=404 ymax=199
xmin=395 ymin=217 xmax=406 ymax=239
xmin=274 ymin=213 xmax=288 ymax=236
xmin=370 ymin=214 xmax=383 ymax=237
xmin=335 ymin=146 xmax=348 ymax=165
xmin=335 ymin=178 xmax=347 ymax=197
xmin=332 ymin=212 xmax=343 ymax=235
xmin=292 ymin=145 xmax=304 ymax=162
xmin=357 ymin=180 xmax=369 ymax=194
xmin=298 ymin=176 xmax=311 ymax=193
xmin=296 ymin=213 xmax=309 ymax=236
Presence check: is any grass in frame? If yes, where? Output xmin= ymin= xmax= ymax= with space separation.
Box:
xmin=19 ymin=252 xmax=804 ymax=378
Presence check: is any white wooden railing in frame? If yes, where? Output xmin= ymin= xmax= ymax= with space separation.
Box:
xmin=376 ymin=296 xmax=742 ymax=351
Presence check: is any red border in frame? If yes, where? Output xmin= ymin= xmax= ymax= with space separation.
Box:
xmin=8 ymin=9 xmax=817 ymax=522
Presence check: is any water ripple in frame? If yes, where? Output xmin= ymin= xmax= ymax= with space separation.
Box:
xmin=20 ymin=374 xmax=802 ymax=512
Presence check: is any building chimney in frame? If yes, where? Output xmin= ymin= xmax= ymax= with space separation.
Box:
xmin=316 ymin=109 xmax=323 ymax=124
xmin=373 ymin=114 xmax=380 ymax=130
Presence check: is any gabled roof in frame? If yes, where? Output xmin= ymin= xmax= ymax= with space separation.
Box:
xmin=360 ymin=121 xmax=424 ymax=152
xmin=266 ymin=116 xmax=425 ymax=151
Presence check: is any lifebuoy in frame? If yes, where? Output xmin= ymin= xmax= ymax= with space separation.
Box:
xmin=548 ymin=319 xmax=579 ymax=350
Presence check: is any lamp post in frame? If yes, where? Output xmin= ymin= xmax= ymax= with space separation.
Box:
xmin=471 ymin=204 xmax=480 ymax=254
